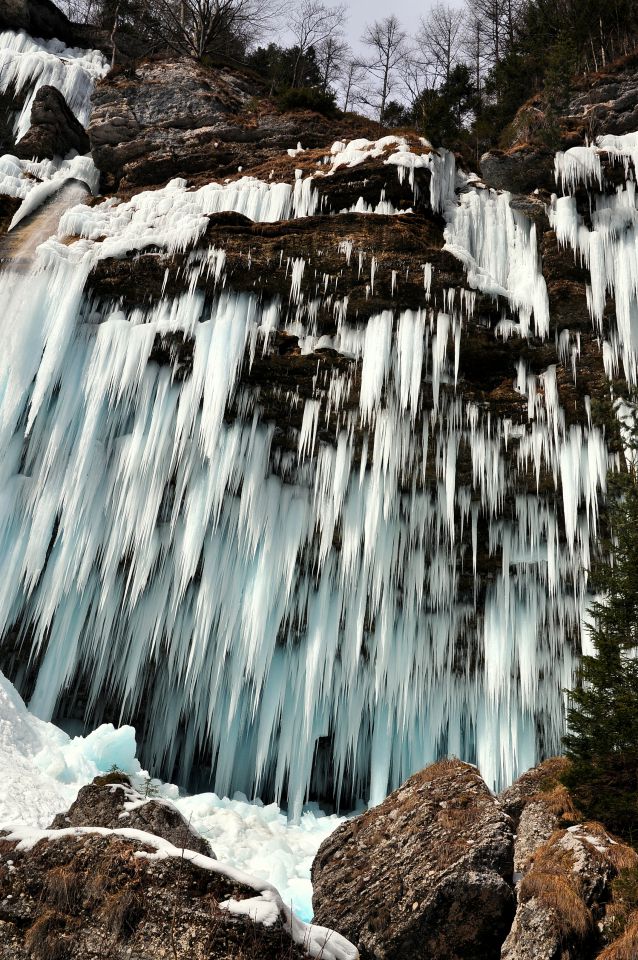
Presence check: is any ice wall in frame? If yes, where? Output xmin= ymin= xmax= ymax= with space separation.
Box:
xmin=0 ymin=30 xmax=108 ymax=141
xmin=0 ymin=133 xmax=614 ymax=817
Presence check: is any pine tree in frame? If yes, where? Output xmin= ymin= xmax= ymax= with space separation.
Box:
xmin=563 ymin=459 xmax=638 ymax=844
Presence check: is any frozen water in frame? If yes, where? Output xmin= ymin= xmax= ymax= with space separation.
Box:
xmin=0 ymin=669 xmax=340 ymax=923
xmin=0 ymin=30 xmax=108 ymax=141
xmin=0 ymin=53 xmax=625 ymax=819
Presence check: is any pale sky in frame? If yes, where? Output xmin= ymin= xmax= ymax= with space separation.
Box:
xmin=344 ymin=0 xmax=425 ymax=52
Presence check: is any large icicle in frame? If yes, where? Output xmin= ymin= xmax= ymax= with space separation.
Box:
xmin=0 ymin=30 xmax=108 ymax=140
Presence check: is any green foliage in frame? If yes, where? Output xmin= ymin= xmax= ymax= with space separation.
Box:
xmin=276 ymin=85 xmax=338 ymax=118
xmin=562 ymin=446 xmax=638 ymax=845
xmin=142 ymin=775 xmax=160 ymax=798
xmin=381 ymin=100 xmax=413 ymax=129
xmin=245 ymin=43 xmax=323 ymax=96
xmin=468 ymin=0 xmax=638 ymax=150
xmin=414 ymin=64 xmax=477 ymax=149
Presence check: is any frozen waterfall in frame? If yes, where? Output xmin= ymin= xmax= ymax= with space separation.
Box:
xmin=0 ymin=35 xmax=633 ymax=816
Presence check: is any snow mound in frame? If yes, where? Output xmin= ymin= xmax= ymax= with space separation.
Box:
xmin=0 ymin=672 xmax=341 ymax=922
xmin=174 ymin=792 xmax=343 ymax=922
xmin=0 ymin=670 xmax=140 ymax=828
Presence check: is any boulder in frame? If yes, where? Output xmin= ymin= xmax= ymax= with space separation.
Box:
xmin=480 ymin=146 xmax=555 ymax=194
xmin=0 ymin=774 xmax=353 ymax=960
xmin=502 ymin=823 xmax=638 ymax=960
xmin=49 ymin=772 xmax=212 ymax=856
xmin=311 ymin=759 xmax=515 ymax=960
xmin=500 ymin=761 xmax=638 ymax=960
xmin=14 ymin=85 xmax=90 ymax=160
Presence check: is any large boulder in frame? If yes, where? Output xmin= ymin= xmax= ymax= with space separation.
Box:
xmin=14 ymin=85 xmax=90 ymax=160
xmin=501 ymin=823 xmax=638 ymax=960
xmin=500 ymin=760 xmax=638 ymax=960
xmin=311 ymin=759 xmax=515 ymax=960
xmin=49 ymin=771 xmax=212 ymax=856
xmin=480 ymin=146 xmax=555 ymax=194
xmin=0 ymin=774 xmax=355 ymax=960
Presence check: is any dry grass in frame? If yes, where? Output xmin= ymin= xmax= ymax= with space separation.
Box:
xmin=44 ymin=865 xmax=82 ymax=911
xmin=518 ymin=836 xmax=592 ymax=940
xmin=25 ymin=909 xmax=69 ymax=960
xmin=519 ymin=872 xmax=591 ymax=939
xmin=100 ymin=887 xmax=143 ymax=940
xmin=528 ymin=785 xmax=580 ymax=824
xmin=598 ymin=913 xmax=638 ymax=959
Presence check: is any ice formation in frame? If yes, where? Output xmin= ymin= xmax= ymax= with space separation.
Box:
xmin=0 ymin=30 xmax=108 ymax=141
xmin=0 ymin=38 xmax=630 ymax=822
xmin=551 ymin=132 xmax=638 ymax=387
xmin=0 ymin=669 xmax=140 ymax=828
xmin=0 ymin=670 xmax=339 ymax=921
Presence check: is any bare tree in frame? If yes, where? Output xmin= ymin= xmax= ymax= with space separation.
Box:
xmin=316 ymin=34 xmax=350 ymax=92
xmin=289 ymin=0 xmax=348 ymax=87
xmin=469 ymin=0 xmax=503 ymax=66
xmin=55 ymin=0 xmax=104 ymax=21
xmin=361 ymin=14 xmax=408 ymax=122
xmin=417 ymin=3 xmax=465 ymax=84
xmin=150 ymin=0 xmax=280 ymax=60
xmin=462 ymin=9 xmax=486 ymax=99
xmin=339 ymin=58 xmax=366 ymax=112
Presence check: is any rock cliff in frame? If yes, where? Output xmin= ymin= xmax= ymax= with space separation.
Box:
xmin=312 ymin=759 xmax=638 ymax=960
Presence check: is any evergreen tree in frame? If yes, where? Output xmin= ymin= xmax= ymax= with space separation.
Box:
xmin=563 ymin=457 xmax=638 ymax=844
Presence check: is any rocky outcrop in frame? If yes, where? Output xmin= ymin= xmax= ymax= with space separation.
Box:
xmin=480 ymin=50 xmax=638 ymax=193
xmin=48 ymin=771 xmax=212 ymax=856
xmin=0 ymin=775 xmax=348 ymax=960
xmin=498 ymin=759 xmax=638 ymax=960
xmin=88 ymin=57 xmax=385 ymax=193
xmin=312 ymin=759 xmax=515 ymax=960
xmin=502 ymin=823 xmax=638 ymax=960
xmin=480 ymin=145 xmax=555 ymax=194
xmin=14 ymin=85 xmax=90 ymax=160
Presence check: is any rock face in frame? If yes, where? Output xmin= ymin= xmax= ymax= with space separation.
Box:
xmin=480 ymin=145 xmax=555 ymax=194
xmin=480 ymin=50 xmax=638 ymax=193
xmin=502 ymin=823 xmax=638 ymax=960
xmin=88 ymin=57 xmax=384 ymax=192
xmin=499 ymin=759 xmax=638 ymax=960
xmin=48 ymin=771 xmax=212 ymax=856
xmin=312 ymin=759 xmax=515 ymax=960
xmin=14 ymin=85 xmax=90 ymax=160
xmin=0 ymin=775 xmax=344 ymax=960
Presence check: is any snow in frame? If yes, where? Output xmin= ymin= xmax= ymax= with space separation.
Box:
xmin=0 ymin=30 xmax=108 ymax=141
xmin=3 ymin=822 xmax=358 ymax=960
xmin=0 ymin=669 xmax=340 ymax=922
xmin=0 ymin=669 xmax=140 ymax=829
xmin=329 ymin=135 xmax=404 ymax=170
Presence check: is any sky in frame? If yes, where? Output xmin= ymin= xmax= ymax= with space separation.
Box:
xmin=343 ymin=0 xmax=427 ymax=54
